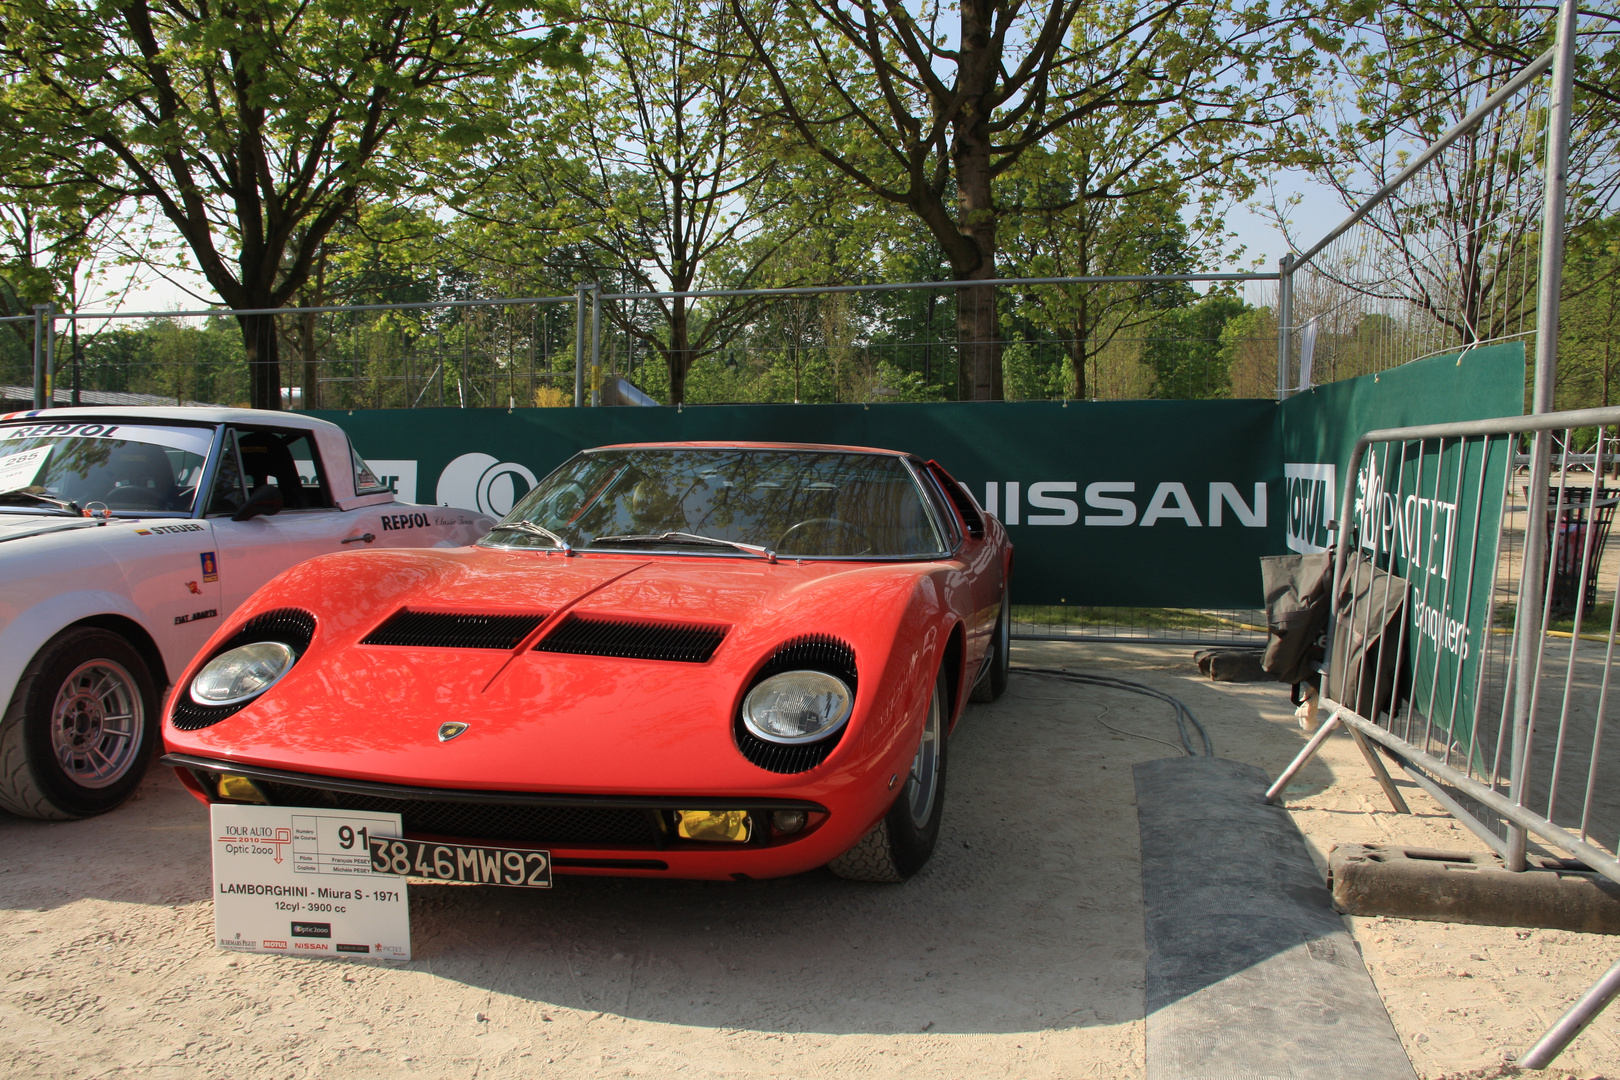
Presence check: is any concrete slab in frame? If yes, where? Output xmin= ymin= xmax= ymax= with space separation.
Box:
xmin=1136 ymin=757 xmax=1416 ymax=1080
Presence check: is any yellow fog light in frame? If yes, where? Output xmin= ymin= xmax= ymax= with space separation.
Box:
xmin=675 ymin=810 xmax=752 ymax=843
xmin=216 ymin=774 xmax=267 ymax=804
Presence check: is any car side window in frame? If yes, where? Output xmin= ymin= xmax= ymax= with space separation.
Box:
xmin=233 ymin=427 xmax=334 ymax=511
xmin=926 ymin=461 xmax=985 ymax=540
xmin=207 ymin=429 xmax=248 ymax=516
xmin=352 ymin=442 xmax=392 ymax=495
xmin=912 ymin=459 xmax=963 ymax=549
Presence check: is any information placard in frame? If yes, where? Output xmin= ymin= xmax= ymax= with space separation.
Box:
xmin=210 ymin=804 xmax=411 ymax=961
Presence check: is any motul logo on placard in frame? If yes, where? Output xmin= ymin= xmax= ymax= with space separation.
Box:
xmin=1283 ymin=464 xmax=1336 ymax=553
xmin=982 ymin=482 xmax=1266 ymax=528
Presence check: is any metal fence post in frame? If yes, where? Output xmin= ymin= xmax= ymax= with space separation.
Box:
xmin=573 ymin=283 xmax=588 ymax=408
xmin=31 ymin=303 xmax=48 ymax=409
xmin=1276 ymin=254 xmax=1293 ymax=401
xmin=44 ymin=303 xmax=55 ymax=408
xmin=1507 ymin=0 xmax=1577 ymax=873
xmin=590 ymin=283 xmax=603 ymax=407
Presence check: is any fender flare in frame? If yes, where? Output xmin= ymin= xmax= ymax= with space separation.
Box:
xmin=0 ymin=591 xmax=171 ymax=706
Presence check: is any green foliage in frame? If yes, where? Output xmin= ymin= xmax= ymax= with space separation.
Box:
xmin=0 ymin=0 xmax=583 ymax=404
xmin=1144 ymin=293 xmax=1252 ymax=399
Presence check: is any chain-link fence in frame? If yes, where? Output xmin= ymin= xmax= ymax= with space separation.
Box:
xmin=1277 ymin=25 xmax=1616 ymax=399
xmin=3 ymin=273 xmax=1281 ymax=414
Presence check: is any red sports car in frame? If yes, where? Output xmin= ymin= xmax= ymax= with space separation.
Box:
xmin=161 ymin=443 xmax=1011 ymax=882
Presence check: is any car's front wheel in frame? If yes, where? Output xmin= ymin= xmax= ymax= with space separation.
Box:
xmin=0 ymin=627 xmax=160 ymax=820
xmin=829 ymin=666 xmax=949 ymax=882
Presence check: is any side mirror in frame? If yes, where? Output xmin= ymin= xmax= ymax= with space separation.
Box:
xmin=232 ymin=483 xmax=284 ymax=522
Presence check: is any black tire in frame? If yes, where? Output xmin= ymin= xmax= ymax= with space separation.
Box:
xmin=970 ymin=588 xmax=1011 ymax=703
xmin=829 ymin=666 xmax=949 ymax=882
xmin=0 ymin=627 xmax=160 ymax=820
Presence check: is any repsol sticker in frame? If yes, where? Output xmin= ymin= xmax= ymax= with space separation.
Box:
xmin=0 ymin=422 xmax=121 ymax=439
xmin=982 ymin=481 xmax=1267 ymax=528
xmin=380 ymin=512 xmax=431 ymax=532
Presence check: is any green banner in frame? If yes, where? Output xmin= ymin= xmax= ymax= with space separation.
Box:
xmin=1280 ymin=343 xmax=1524 ymax=743
xmin=313 ymin=400 xmax=1282 ymax=607
xmin=311 ymin=345 xmax=1523 ymax=612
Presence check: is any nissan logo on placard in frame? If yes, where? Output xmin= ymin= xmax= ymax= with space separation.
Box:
xmin=436 ymin=453 xmax=539 ymax=517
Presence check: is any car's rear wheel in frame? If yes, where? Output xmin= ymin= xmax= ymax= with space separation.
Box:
xmin=829 ymin=666 xmax=949 ymax=882
xmin=0 ymin=627 xmax=159 ymax=820
xmin=970 ymin=588 xmax=1011 ymax=703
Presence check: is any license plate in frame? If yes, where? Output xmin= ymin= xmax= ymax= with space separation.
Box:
xmin=368 ymin=837 xmax=552 ymax=889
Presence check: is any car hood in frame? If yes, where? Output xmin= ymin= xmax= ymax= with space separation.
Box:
xmin=166 ymin=547 xmax=944 ymax=796
xmin=0 ymin=514 xmax=107 ymax=545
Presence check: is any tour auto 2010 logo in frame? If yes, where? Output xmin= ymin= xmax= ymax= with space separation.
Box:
xmin=435 ymin=453 xmax=539 ymax=517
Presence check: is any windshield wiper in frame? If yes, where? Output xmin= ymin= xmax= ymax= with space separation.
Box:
xmin=486 ymin=520 xmax=573 ymax=554
xmin=0 ymin=488 xmax=81 ymax=515
xmin=590 ymin=531 xmax=776 ymax=562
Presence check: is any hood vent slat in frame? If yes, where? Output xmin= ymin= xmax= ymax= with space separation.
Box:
xmin=362 ymin=610 xmax=547 ymax=650
xmin=534 ymin=614 xmax=727 ymax=663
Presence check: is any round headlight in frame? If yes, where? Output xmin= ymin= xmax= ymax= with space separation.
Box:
xmin=741 ymin=670 xmax=853 ymax=744
xmin=190 ymin=641 xmax=297 ymax=707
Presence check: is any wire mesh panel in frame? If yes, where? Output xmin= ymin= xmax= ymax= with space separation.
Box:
xmin=38 ymin=272 xmax=1281 ymax=411
xmin=1011 ymin=606 xmax=1266 ymax=644
xmin=1281 ymin=66 xmax=1562 ymax=393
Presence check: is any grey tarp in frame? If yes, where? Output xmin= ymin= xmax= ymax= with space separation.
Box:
xmin=1260 ymin=552 xmax=1334 ymax=686
xmin=1326 ymin=552 xmax=1410 ymax=721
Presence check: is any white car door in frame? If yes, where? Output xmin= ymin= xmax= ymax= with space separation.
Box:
xmin=207 ymin=425 xmax=376 ymax=612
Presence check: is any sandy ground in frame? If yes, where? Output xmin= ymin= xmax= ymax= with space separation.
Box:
xmin=2 ymin=640 xmax=1618 ymax=1080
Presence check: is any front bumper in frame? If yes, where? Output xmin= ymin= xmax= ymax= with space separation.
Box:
xmin=163 ymin=753 xmax=855 ymax=880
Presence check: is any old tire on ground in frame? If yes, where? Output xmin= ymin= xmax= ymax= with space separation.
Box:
xmin=0 ymin=627 xmax=159 ymax=820
xmin=829 ymin=666 xmax=949 ymax=882
xmin=970 ymin=588 xmax=1011 ymax=703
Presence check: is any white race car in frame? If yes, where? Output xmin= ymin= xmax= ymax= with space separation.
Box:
xmin=0 ymin=407 xmax=494 ymax=820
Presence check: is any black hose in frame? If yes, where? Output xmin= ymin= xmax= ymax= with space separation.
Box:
xmin=1011 ymin=666 xmax=1215 ymax=757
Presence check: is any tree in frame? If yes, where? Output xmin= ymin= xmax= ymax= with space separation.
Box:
xmin=0 ymin=0 xmax=582 ymax=408
xmin=1143 ymin=291 xmax=1249 ymax=398
xmin=733 ymin=0 xmax=1321 ymax=399
xmin=1272 ymin=2 xmax=1620 ymax=376
xmin=455 ymin=0 xmax=832 ymax=405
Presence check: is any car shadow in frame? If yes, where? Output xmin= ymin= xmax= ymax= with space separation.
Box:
xmin=386 ymin=685 xmax=1152 ymax=1036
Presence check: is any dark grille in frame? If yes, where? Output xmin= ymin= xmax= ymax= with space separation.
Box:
xmin=170 ymin=608 xmax=316 ymax=731
xmin=735 ymin=635 xmax=858 ymax=774
xmin=535 ymin=613 xmax=727 ymax=663
xmin=362 ymin=609 xmax=547 ymax=649
xmin=257 ymin=781 xmax=663 ymax=846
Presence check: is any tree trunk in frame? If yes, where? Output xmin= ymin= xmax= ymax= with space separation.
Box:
xmin=950 ymin=0 xmax=1002 ymax=402
xmin=299 ymin=313 xmax=319 ymax=410
xmin=667 ymin=295 xmax=692 ymax=406
xmin=239 ymin=311 xmax=281 ymax=410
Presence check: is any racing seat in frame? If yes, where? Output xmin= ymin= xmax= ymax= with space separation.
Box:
xmin=236 ymin=432 xmax=307 ymax=510
xmin=101 ymin=444 xmax=179 ymax=511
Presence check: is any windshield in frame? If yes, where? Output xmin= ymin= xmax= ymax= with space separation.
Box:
xmin=485 ymin=448 xmax=948 ymax=558
xmin=0 ymin=420 xmax=214 ymax=515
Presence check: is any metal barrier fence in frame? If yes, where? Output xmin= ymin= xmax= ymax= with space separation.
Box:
xmin=1265 ymin=405 xmax=1620 ymax=1066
